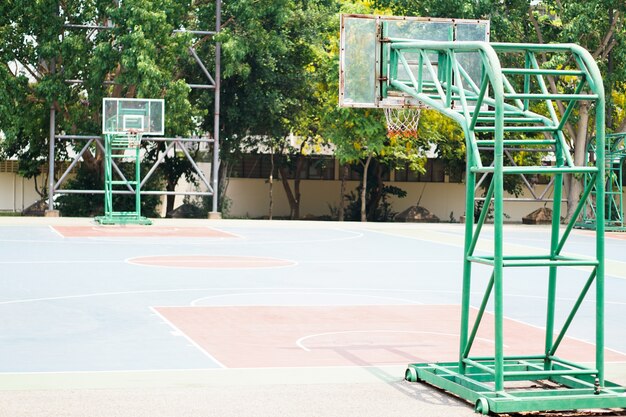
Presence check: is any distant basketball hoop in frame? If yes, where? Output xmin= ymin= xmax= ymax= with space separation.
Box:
xmin=96 ymin=98 xmax=164 ymax=225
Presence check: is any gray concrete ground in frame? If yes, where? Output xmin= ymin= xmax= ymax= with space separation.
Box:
xmin=0 ymin=217 xmax=625 ymax=416
xmin=0 ymin=367 xmax=477 ymax=417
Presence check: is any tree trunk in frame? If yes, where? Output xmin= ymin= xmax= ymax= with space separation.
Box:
xmin=360 ymin=155 xmax=372 ymax=222
xmin=217 ymin=159 xmax=230 ymax=212
xmin=278 ymin=157 xmax=304 ymax=220
xmin=165 ymin=181 xmax=176 ymax=217
xmin=367 ymin=161 xmax=384 ymax=218
xmin=338 ymin=164 xmax=348 ymax=221
xmin=564 ymin=103 xmax=590 ymax=221
xmin=293 ymin=167 xmax=301 ymax=220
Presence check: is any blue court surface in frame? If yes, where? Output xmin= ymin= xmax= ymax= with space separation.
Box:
xmin=0 ymin=217 xmax=625 ymax=417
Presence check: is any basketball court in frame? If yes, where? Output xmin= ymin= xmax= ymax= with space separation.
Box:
xmin=1 ymin=217 xmax=626 ymax=416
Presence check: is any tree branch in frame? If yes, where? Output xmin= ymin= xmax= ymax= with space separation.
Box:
xmin=14 ymin=59 xmax=42 ymax=82
xmin=618 ymin=116 xmax=626 ymax=134
xmin=601 ymin=39 xmax=618 ymax=61
xmin=3 ymin=62 xmax=16 ymax=77
xmin=593 ymin=11 xmax=620 ymax=59
xmin=528 ymin=7 xmax=544 ymax=44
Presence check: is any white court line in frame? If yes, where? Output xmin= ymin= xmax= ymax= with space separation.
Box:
xmin=295 ymin=330 xmax=503 ymax=352
xmin=90 ymin=229 xmax=364 ymax=245
xmin=0 ymin=259 xmax=455 ymax=266
xmin=2 ymin=287 xmax=626 ymax=307
xmin=0 ymin=260 xmax=122 ymax=265
xmin=299 ymin=260 xmax=457 ymax=264
xmin=125 ymin=255 xmax=299 ymax=270
xmin=474 ymin=307 xmax=626 ymax=357
xmin=0 ymin=228 xmax=364 ymax=246
xmin=48 ymin=226 xmax=65 ymax=238
xmin=189 ymin=292 xmax=424 ymax=306
xmin=366 ymin=228 xmax=626 ymax=280
xmin=0 ymin=364 xmax=430 ymax=376
xmin=0 ymin=287 xmax=446 ymax=306
xmin=4 ymin=361 xmax=626 ymax=376
xmin=149 ymin=306 xmax=226 ymax=369
xmin=85 ymin=225 xmax=242 ymax=240
xmin=206 ymin=226 xmax=246 ymax=240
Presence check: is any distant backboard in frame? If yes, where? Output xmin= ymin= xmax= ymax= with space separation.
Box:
xmin=103 ymin=98 xmax=165 ymax=135
xmin=339 ymin=14 xmax=490 ymax=108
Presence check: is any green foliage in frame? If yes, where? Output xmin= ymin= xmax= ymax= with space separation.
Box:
xmin=343 ymin=183 xmax=407 ymax=222
xmin=216 ymin=0 xmax=334 ymax=142
xmin=3 ymin=0 xmax=625 ymax=221
xmin=0 ymin=0 xmax=212 ymax=214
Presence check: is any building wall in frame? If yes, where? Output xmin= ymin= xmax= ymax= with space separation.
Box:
xmin=225 ymin=177 xmax=582 ymax=222
xmin=0 ymin=172 xmax=41 ymax=212
xmin=1 ymin=162 xmax=625 ymax=223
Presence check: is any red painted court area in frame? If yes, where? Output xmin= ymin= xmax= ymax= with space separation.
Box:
xmin=156 ymin=305 xmax=626 ymax=368
xmin=52 ymin=225 xmax=237 ymax=238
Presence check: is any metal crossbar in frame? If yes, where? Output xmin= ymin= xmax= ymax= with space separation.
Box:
xmin=382 ymin=30 xmax=626 ymax=413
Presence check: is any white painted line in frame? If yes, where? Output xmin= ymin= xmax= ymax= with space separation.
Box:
xmin=471 ymin=306 xmax=626 ymax=358
xmin=87 ymin=228 xmax=365 ymax=246
xmin=189 ymin=292 xmax=424 ymax=306
xmin=48 ymin=226 xmax=65 ymax=238
xmin=0 ymin=260 xmax=122 ymax=265
xmin=1 ymin=287 xmax=625 ymax=308
xmin=201 ymin=226 xmax=244 ymax=240
xmin=149 ymin=306 xmax=227 ymax=369
xmin=125 ymin=256 xmax=299 ymax=270
xmin=174 ymin=304 xmax=455 ymax=308
xmin=0 ymin=364 xmax=410 ymax=376
xmin=295 ymin=330 xmax=501 ymax=352
xmin=3 ymin=360 xmax=626 ymax=377
xmin=299 ymin=260 xmax=457 ymax=264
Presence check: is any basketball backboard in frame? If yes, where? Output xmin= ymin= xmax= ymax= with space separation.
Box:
xmin=102 ymin=98 xmax=165 ymax=135
xmin=339 ymin=14 xmax=490 ymax=108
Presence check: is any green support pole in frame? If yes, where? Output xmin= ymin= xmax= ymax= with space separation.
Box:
xmin=492 ymin=59 xmax=505 ymax=392
xmin=96 ymin=132 xmax=151 ymax=225
xmin=595 ymin=89 xmax=606 ymax=387
xmin=459 ymin=126 xmax=475 ymax=374
xmin=390 ymin=33 xmax=626 ymax=413
xmin=545 ymin=133 xmax=564 ymax=371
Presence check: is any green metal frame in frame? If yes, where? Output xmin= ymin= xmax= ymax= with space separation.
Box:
xmin=577 ymin=132 xmax=626 ymax=232
xmin=379 ymin=26 xmax=626 ymax=413
xmin=95 ymin=132 xmax=151 ymax=225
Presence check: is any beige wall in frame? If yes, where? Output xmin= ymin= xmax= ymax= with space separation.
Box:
xmin=225 ymin=178 xmax=586 ymax=222
xmin=0 ymin=165 xmax=623 ymax=222
xmin=0 ymin=173 xmax=41 ymax=212
xmin=158 ymin=162 xmax=212 ymax=217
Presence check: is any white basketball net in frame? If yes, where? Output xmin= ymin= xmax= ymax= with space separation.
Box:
xmin=383 ymin=107 xmax=422 ymax=139
xmin=126 ymin=130 xmax=142 ymax=148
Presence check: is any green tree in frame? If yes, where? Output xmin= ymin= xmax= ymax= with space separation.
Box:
xmin=0 ymin=0 xmax=207 ymax=215
xmin=317 ymin=1 xmax=458 ymax=221
xmin=381 ymin=0 xmax=626 ymax=221
xmin=213 ymin=0 xmax=335 ymax=219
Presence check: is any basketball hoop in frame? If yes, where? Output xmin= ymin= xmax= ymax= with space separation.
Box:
xmin=383 ymin=107 xmax=423 ymax=140
xmin=126 ymin=129 xmax=142 ymax=148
